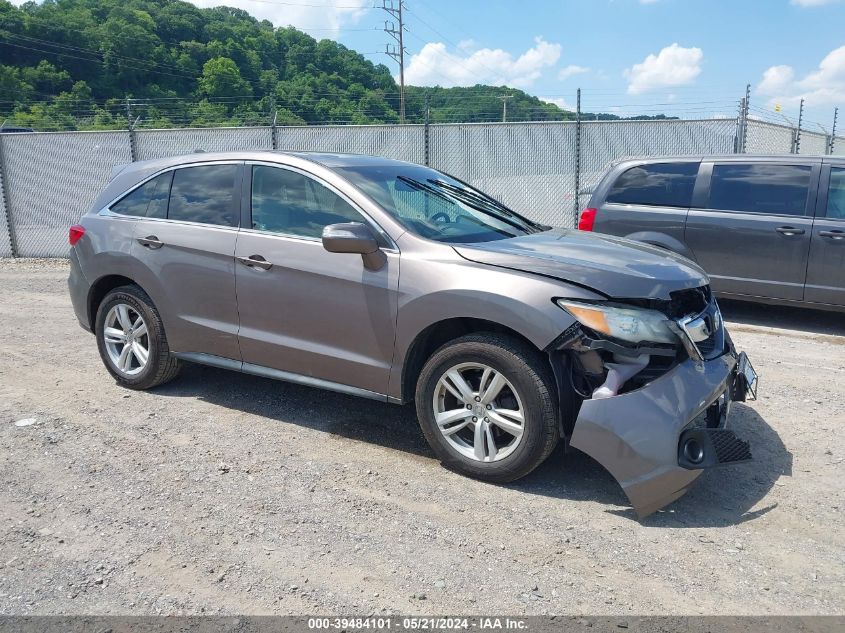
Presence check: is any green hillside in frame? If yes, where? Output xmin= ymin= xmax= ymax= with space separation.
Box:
xmin=0 ymin=0 xmax=670 ymax=130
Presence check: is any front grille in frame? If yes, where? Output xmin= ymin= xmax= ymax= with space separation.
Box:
xmin=667 ymin=289 xmax=725 ymax=361
xmin=666 ymin=285 xmax=712 ymax=319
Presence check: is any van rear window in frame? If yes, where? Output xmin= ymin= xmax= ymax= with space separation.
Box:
xmin=606 ymin=162 xmax=699 ymax=208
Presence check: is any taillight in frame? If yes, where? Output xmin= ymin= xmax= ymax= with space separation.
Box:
xmin=578 ymin=208 xmax=597 ymax=231
xmin=69 ymin=224 xmax=85 ymax=246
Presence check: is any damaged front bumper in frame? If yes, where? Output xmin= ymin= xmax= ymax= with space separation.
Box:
xmin=570 ymin=350 xmax=755 ymax=518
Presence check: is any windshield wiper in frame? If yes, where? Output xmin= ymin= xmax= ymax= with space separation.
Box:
xmin=425 ymin=179 xmax=539 ymax=232
xmin=397 ymin=175 xmax=534 ymax=234
xmin=396 ymin=175 xmax=456 ymax=206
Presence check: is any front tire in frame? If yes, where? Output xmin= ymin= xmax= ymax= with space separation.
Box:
xmin=415 ymin=333 xmax=559 ymax=483
xmin=95 ymin=285 xmax=181 ymax=390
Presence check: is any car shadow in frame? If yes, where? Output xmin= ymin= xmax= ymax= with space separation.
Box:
xmin=719 ymin=298 xmax=845 ymax=336
xmin=154 ymin=365 xmax=791 ymax=528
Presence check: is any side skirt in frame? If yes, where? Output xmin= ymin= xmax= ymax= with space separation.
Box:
xmin=171 ymin=352 xmax=393 ymax=403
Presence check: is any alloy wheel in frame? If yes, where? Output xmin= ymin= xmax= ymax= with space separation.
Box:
xmin=102 ymin=303 xmax=150 ymax=376
xmin=432 ymin=362 xmax=525 ymax=463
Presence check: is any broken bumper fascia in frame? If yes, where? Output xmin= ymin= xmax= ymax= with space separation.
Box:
xmin=570 ymin=352 xmax=743 ymax=518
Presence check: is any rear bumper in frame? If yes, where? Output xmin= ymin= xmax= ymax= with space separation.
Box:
xmin=570 ymin=351 xmax=747 ymax=518
xmin=68 ymin=248 xmax=92 ymax=332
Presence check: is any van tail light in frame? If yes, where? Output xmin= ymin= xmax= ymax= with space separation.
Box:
xmin=68 ymin=224 xmax=86 ymax=246
xmin=578 ymin=208 xmax=597 ymax=231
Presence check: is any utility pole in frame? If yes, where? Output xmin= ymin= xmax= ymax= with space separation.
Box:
xmin=830 ymin=107 xmax=839 ymax=154
xmin=795 ymin=97 xmax=805 ymax=154
xmin=498 ymin=94 xmax=514 ymax=123
xmin=741 ymin=83 xmax=750 ymax=153
xmin=382 ymin=1 xmax=406 ymax=124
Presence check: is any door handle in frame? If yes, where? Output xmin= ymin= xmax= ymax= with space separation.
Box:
xmin=137 ymin=235 xmax=164 ymax=249
xmin=775 ymin=226 xmax=805 ymax=236
xmin=236 ymin=255 xmax=273 ymax=270
xmin=818 ymin=230 xmax=845 ymax=240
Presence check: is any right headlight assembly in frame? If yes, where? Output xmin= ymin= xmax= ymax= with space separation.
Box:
xmin=556 ymin=299 xmax=679 ymax=345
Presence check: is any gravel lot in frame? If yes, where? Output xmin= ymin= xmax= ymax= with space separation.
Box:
xmin=0 ymin=258 xmax=843 ymax=616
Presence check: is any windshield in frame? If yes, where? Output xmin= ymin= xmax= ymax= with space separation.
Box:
xmin=334 ymin=164 xmax=543 ymax=243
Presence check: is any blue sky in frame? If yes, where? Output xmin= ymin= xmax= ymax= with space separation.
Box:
xmin=12 ymin=0 xmax=845 ymax=128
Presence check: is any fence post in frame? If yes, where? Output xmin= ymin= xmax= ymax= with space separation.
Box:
xmin=573 ymin=88 xmax=582 ymax=227
xmin=424 ymin=92 xmax=430 ymax=167
xmin=0 ymin=134 xmax=19 ymax=257
xmin=270 ymin=97 xmax=278 ymax=150
xmin=794 ymin=98 xmax=804 ymax=154
xmin=126 ymin=96 xmax=139 ymax=162
xmin=734 ymin=84 xmax=750 ymax=154
xmin=830 ymin=107 xmax=839 ymax=154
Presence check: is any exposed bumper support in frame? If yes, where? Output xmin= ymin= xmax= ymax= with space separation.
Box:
xmin=570 ymin=353 xmax=746 ymax=518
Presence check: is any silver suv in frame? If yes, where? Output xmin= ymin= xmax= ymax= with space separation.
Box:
xmin=68 ymin=151 xmax=757 ymax=517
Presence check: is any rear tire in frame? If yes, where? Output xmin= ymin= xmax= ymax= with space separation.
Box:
xmin=95 ymin=285 xmax=181 ymax=390
xmin=415 ymin=332 xmax=559 ymax=483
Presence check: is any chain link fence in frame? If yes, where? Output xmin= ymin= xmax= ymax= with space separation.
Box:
xmin=136 ymin=126 xmax=274 ymax=161
xmin=276 ymin=124 xmax=426 ymax=163
xmin=1 ymin=131 xmax=131 ymax=257
xmin=429 ymin=122 xmax=578 ymax=226
xmin=0 ymin=150 xmax=13 ymax=258
xmin=0 ymin=118 xmax=843 ymax=257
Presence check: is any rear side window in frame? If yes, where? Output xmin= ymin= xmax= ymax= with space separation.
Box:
xmin=606 ymin=162 xmax=698 ymax=207
xmin=708 ymin=163 xmax=811 ymax=216
xmin=111 ymin=172 xmax=172 ymax=218
xmin=826 ymin=167 xmax=845 ymax=220
xmin=168 ymin=165 xmax=239 ymax=227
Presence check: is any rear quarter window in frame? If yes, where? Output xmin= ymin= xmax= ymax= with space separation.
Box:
xmin=606 ymin=162 xmax=699 ymax=207
xmin=110 ymin=171 xmax=172 ymax=218
xmin=708 ymin=163 xmax=811 ymax=215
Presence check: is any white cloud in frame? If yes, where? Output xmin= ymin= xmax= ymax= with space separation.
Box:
xmin=639 ymin=0 xmax=661 ymax=4
xmin=540 ymin=96 xmax=574 ymax=111
xmin=624 ymin=43 xmax=703 ymax=94
xmin=757 ymin=45 xmax=845 ymax=108
xmin=558 ymin=64 xmax=590 ymax=80
xmin=758 ymin=64 xmax=795 ymax=95
xmin=404 ymin=37 xmax=562 ymax=88
xmin=183 ymin=0 xmax=370 ymax=35
xmin=791 ymin=0 xmax=841 ymax=6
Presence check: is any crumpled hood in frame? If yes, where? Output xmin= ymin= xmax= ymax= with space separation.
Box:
xmin=454 ymin=229 xmax=708 ymax=300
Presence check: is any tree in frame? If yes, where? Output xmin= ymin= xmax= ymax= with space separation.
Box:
xmin=197 ymin=56 xmax=252 ymax=100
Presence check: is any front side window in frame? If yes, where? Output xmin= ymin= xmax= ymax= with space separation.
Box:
xmin=708 ymin=163 xmax=811 ymax=216
xmin=250 ymin=165 xmax=368 ymax=238
xmin=606 ymin=162 xmax=699 ymax=208
xmin=111 ymin=171 xmax=172 ymax=218
xmin=826 ymin=167 xmax=845 ymax=220
xmin=334 ymin=164 xmax=539 ymax=243
xmin=168 ymin=164 xmax=239 ymax=227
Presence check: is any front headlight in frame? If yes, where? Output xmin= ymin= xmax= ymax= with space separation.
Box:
xmin=556 ymin=299 xmax=679 ymax=345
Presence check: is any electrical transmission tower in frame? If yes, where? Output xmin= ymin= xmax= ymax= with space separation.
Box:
xmin=382 ymin=1 xmax=406 ymax=124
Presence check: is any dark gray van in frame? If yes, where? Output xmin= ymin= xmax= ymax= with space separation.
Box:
xmin=582 ymin=156 xmax=845 ymax=311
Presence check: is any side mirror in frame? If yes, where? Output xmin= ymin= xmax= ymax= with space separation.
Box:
xmin=322 ymin=222 xmax=386 ymax=271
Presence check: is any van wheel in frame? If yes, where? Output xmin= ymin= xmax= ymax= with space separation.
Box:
xmin=95 ymin=285 xmax=181 ymax=390
xmin=415 ymin=333 xmax=559 ymax=483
